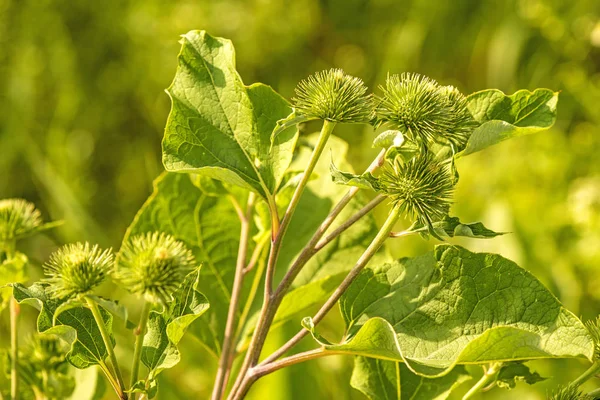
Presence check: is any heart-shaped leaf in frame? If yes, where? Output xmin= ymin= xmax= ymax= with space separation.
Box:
xmin=304 ymin=245 xmax=593 ymax=377
xmin=162 ymin=30 xmax=298 ymax=201
xmin=460 ymin=89 xmax=558 ymax=156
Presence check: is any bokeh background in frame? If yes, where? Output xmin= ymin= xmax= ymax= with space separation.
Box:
xmin=1 ymin=0 xmax=600 ymax=398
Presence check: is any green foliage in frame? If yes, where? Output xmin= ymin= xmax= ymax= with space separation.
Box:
xmin=1 ymin=13 xmax=594 ymax=399
xmin=12 ymin=283 xmax=114 ymax=369
xmin=460 ymin=89 xmax=559 ymax=156
xmin=351 ymin=357 xmax=470 ymax=400
xmin=162 ymin=30 xmax=298 ymax=201
xmin=494 ymin=362 xmax=546 ymax=389
xmin=302 ymin=245 xmax=593 ymax=377
xmin=139 ymin=268 xmax=209 ymax=395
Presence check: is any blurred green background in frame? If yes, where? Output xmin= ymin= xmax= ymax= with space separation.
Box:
xmin=1 ymin=0 xmax=600 ymax=398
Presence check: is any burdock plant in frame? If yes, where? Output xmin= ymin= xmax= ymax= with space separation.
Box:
xmin=6 ymin=31 xmax=580 ymax=400
xmin=115 ymin=231 xmax=196 ymax=390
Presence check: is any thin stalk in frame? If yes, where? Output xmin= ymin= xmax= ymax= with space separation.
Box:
xmin=462 ymin=363 xmax=503 ymax=400
xmin=98 ymin=361 xmax=123 ymax=400
xmin=234 ymin=205 xmax=401 ymax=399
xmin=10 ymin=297 xmax=19 ymax=400
xmin=231 ymin=120 xmax=336 ymax=396
xmin=228 ymin=148 xmax=385 ymax=399
xmin=572 ymin=360 xmax=600 ymax=387
xmin=130 ymin=301 xmax=152 ymax=391
xmin=265 ymin=119 xmax=336 ymax=296
xmin=251 ymin=348 xmax=328 ymax=378
xmin=243 ymin=235 xmax=268 ymax=275
xmin=273 ymin=149 xmax=385 ymax=301
xmin=235 ymin=236 xmax=269 ymax=343
xmin=211 ymin=194 xmax=255 ymax=400
xmin=84 ymin=296 xmax=127 ymax=400
xmin=313 ymin=194 xmax=386 ymax=252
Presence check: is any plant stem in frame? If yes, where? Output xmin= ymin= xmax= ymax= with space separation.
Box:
xmin=10 ymin=297 xmax=19 ymax=400
xmin=230 ymin=120 xmax=336 ymax=396
xmin=259 ymin=204 xmax=401 ymax=369
xmin=251 ymin=348 xmax=328 ymax=378
xmin=462 ymin=363 xmax=503 ymax=400
xmin=98 ymin=361 xmax=123 ymax=400
xmin=265 ymin=119 xmax=336 ymax=296
xmin=235 ymin=236 xmax=269 ymax=343
xmin=84 ymin=296 xmax=127 ymax=399
xmin=212 ymin=194 xmax=255 ymax=400
xmin=228 ymin=148 xmax=385 ymax=399
xmin=572 ymin=360 xmax=600 ymax=387
xmin=313 ymin=194 xmax=386 ymax=252
xmin=130 ymin=301 xmax=152 ymax=392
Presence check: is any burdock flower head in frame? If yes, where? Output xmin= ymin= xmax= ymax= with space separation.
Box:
xmin=115 ymin=232 xmax=196 ymax=304
xmin=376 ymin=73 xmax=476 ymax=149
xmin=440 ymin=85 xmax=478 ymax=150
xmin=0 ymin=198 xmax=43 ymax=242
xmin=43 ymin=243 xmax=114 ymax=299
xmin=293 ymin=68 xmax=373 ymax=123
xmin=378 ymin=153 xmax=454 ymax=226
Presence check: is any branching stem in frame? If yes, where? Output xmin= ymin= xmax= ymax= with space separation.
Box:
xmin=258 ymin=204 xmax=401 ymax=369
xmin=212 ymin=193 xmax=255 ymax=400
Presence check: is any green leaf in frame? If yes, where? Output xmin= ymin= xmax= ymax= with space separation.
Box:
xmin=495 ymin=362 xmax=546 ymax=389
xmin=12 ymin=283 xmax=114 ymax=369
xmin=351 ymin=357 xmax=470 ymax=400
xmin=372 ymin=130 xmax=405 ymax=149
xmin=408 ymin=215 xmax=505 ymax=239
xmin=304 ymin=245 xmax=593 ymax=377
xmin=123 ymin=172 xmax=243 ymax=357
xmin=87 ymin=295 xmax=135 ymax=329
xmin=460 ymin=88 xmax=558 ymax=156
xmin=141 ymin=268 xmax=209 ymax=378
xmin=330 ymin=160 xmax=380 ymax=191
xmin=271 ymin=111 xmax=316 ymax=142
xmin=162 ymin=30 xmax=298 ymax=200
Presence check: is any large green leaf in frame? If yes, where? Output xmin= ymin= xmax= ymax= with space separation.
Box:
xmin=351 ymin=357 xmax=470 ymax=400
xmin=12 ymin=283 xmax=113 ymax=369
xmin=141 ymin=268 xmax=209 ymax=377
xmin=459 ymin=88 xmax=558 ymax=156
xmin=304 ymin=245 xmax=593 ymax=377
xmin=123 ymin=172 xmax=241 ymax=357
xmin=162 ymin=30 xmax=298 ymax=200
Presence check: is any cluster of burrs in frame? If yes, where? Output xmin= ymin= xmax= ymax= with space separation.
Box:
xmin=42 ymin=232 xmax=196 ymax=304
xmin=293 ymin=69 xmax=477 ymax=229
xmin=375 ymin=73 xmax=478 ymax=150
